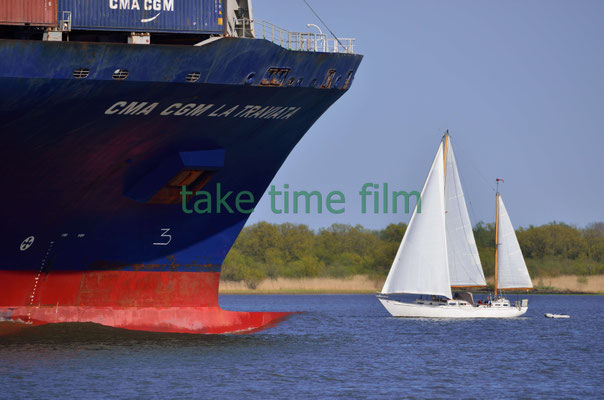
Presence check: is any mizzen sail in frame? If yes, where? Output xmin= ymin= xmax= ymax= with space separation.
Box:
xmin=496 ymin=195 xmax=533 ymax=289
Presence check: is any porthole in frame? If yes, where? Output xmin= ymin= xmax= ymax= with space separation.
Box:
xmin=186 ymin=72 xmax=201 ymax=82
xmin=73 ymin=68 xmax=90 ymax=79
xmin=245 ymin=72 xmax=256 ymax=85
xmin=112 ymin=69 xmax=129 ymax=80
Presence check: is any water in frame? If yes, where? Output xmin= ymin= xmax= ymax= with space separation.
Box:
xmin=0 ymin=295 xmax=602 ymax=399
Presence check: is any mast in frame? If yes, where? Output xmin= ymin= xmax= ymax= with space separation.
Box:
xmin=494 ymin=183 xmax=500 ymax=298
xmin=442 ymin=130 xmax=449 ymax=178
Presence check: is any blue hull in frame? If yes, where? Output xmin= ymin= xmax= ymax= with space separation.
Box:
xmin=0 ymin=37 xmax=362 ymax=272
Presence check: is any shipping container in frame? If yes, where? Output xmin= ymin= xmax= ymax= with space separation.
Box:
xmin=58 ymin=0 xmax=225 ymax=34
xmin=0 ymin=0 xmax=57 ymax=26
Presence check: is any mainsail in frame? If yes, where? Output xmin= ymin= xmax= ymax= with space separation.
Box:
xmin=381 ymin=142 xmax=452 ymax=298
xmin=496 ymin=195 xmax=533 ymax=289
xmin=444 ymin=140 xmax=487 ymax=287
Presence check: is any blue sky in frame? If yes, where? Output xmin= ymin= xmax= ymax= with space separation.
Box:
xmin=246 ymin=0 xmax=604 ymax=230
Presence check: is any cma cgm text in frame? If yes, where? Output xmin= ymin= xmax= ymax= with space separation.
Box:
xmin=109 ymin=0 xmax=174 ymax=11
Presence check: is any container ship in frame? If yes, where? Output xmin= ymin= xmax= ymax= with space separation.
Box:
xmin=0 ymin=0 xmax=362 ymax=334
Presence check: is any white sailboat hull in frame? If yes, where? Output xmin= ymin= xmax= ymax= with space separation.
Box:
xmin=378 ymin=298 xmax=528 ymax=318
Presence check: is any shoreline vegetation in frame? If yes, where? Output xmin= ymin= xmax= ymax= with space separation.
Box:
xmin=220 ymin=221 xmax=604 ymax=294
xmin=219 ymin=274 xmax=604 ymax=294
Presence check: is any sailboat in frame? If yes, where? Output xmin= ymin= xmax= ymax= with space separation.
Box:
xmin=378 ymin=132 xmax=532 ymax=318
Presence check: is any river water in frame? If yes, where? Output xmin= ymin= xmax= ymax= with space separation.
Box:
xmin=0 ymin=294 xmax=602 ymax=399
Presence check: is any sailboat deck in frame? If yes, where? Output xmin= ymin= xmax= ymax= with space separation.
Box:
xmin=380 ymin=297 xmax=528 ymax=318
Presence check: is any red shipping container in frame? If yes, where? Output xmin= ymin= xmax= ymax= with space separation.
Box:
xmin=0 ymin=0 xmax=57 ymax=27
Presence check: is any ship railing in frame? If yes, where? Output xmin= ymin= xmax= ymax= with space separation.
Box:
xmin=234 ymin=19 xmax=355 ymax=54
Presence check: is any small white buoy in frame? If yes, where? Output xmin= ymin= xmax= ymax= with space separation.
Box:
xmin=545 ymin=313 xmax=570 ymax=319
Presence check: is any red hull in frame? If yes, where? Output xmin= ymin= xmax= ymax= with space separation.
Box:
xmin=0 ymin=270 xmax=293 ymax=334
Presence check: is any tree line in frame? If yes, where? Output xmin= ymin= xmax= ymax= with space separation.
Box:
xmin=221 ymin=221 xmax=604 ymax=288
